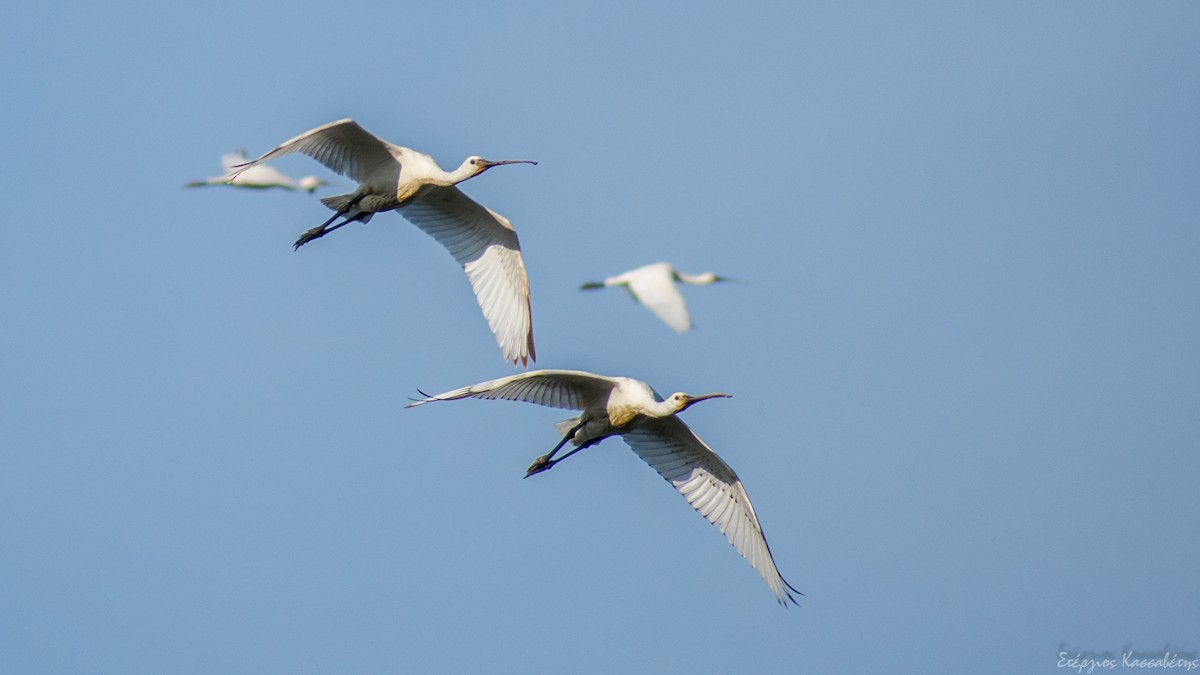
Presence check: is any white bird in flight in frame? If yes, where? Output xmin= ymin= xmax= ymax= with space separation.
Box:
xmin=232 ymin=119 xmax=538 ymax=366
xmin=580 ymin=262 xmax=738 ymax=333
xmin=406 ymin=369 xmax=800 ymax=605
xmin=185 ymin=151 xmax=328 ymax=192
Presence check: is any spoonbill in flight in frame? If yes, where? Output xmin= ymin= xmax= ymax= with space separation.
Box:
xmin=580 ymin=262 xmax=738 ymax=333
xmin=406 ymin=369 xmax=800 ymax=605
xmin=184 ymin=151 xmax=328 ymax=192
xmin=232 ymin=119 xmax=538 ymax=366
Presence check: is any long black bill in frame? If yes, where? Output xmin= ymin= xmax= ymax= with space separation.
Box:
xmin=480 ymin=159 xmax=538 ymax=168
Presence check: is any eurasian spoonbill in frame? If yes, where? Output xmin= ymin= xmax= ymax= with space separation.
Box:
xmin=232 ymin=119 xmax=537 ymax=366
xmin=406 ymin=369 xmax=800 ymax=605
xmin=580 ymin=262 xmax=738 ymax=332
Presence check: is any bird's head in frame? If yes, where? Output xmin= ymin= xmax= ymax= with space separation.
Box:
xmin=666 ymin=391 xmax=732 ymax=413
xmin=465 ymin=156 xmax=538 ymax=177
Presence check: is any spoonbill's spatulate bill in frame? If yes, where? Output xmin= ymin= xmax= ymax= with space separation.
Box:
xmin=233 ymin=119 xmax=538 ymax=367
xmin=580 ymin=262 xmax=737 ymax=333
xmin=184 ymin=151 xmax=327 ymax=192
xmin=406 ymin=369 xmax=800 ymax=605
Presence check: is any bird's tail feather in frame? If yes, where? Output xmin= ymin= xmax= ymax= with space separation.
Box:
xmin=320 ymin=195 xmax=354 ymax=212
xmin=554 ymin=416 xmax=584 ymax=436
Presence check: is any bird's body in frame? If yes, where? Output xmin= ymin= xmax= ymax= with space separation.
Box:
xmin=580 ymin=262 xmax=736 ymax=332
xmin=231 ymin=119 xmax=537 ymax=366
xmin=406 ymin=369 xmax=800 ymax=605
xmin=185 ymin=151 xmax=327 ymax=192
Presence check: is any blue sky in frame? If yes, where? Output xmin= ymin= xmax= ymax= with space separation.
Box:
xmin=2 ymin=2 xmax=1198 ymax=673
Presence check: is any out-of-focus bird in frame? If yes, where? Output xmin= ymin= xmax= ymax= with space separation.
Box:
xmin=406 ymin=369 xmax=800 ymax=605
xmin=184 ymin=151 xmax=328 ymax=192
xmin=580 ymin=262 xmax=738 ymax=333
xmin=232 ymin=119 xmax=538 ymax=367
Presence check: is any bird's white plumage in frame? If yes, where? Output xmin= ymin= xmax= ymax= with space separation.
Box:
xmin=623 ymin=417 xmax=796 ymax=605
xmin=406 ymin=369 xmax=799 ymax=605
xmin=400 ymin=187 xmax=535 ymax=366
xmin=230 ymin=119 xmax=536 ymax=366
xmin=583 ymin=262 xmax=731 ymax=333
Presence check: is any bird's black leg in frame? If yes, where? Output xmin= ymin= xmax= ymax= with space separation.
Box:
xmin=524 ymin=419 xmax=587 ymax=478
xmin=293 ymin=215 xmax=359 ymax=249
xmin=294 ymin=194 xmax=366 ymax=250
xmin=525 ymin=437 xmax=603 ymax=478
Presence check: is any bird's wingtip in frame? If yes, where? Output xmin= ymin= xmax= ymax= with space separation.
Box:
xmin=510 ymin=335 xmax=535 ymax=367
xmin=777 ymin=577 xmax=804 ymax=607
xmin=404 ymin=388 xmax=436 ymax=408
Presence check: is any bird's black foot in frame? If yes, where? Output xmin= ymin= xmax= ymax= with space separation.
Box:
xmin=524 ymin=454 xmax=556 ymax=478
xmin=293 ymin=226 xmax=328 ymax=250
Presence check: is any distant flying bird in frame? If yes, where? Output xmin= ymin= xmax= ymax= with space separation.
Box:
xmin=184 ymin=151 xmax=328 ymax=192
xmin=407 ymin=369 xmax=800 ymax=605
xmin=232 ymin=119 xmax=538 ymax=366
xmin=580 ymin=262 xmax=738 ymax=333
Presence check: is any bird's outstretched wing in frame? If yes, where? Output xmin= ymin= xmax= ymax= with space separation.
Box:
xmin=400 ymin=186 xmax=536 ymax=367
xmin=231 ymin=119 xmax=398 ymax=185
xmin=626 ymin=268 xmax=692 ymax=332
xmin=622 ymin=417 xmax=800 ymax=605
xmin=405 ymin=370 xmax=618 ymax=410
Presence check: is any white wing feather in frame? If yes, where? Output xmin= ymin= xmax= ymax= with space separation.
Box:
xmin=406 ymin=370 xmax=617 ymax=410
xmin=399 ymin=186 xmax=536 ymax=366
xmin=622 ymin=417 xmax=800 ymax=605
xmin=626 ymin=269 xmax=692 ymax=332
xmin=232 ymin=119 xmax=399 ymax=185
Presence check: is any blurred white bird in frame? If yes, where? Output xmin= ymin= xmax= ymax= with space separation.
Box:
xmin=232 ymin=119 xmax=538 ymax=366
xmin=580 ymin=262 xmax=738 ymax=332
xmin=407 ymin=369 xmax=800 ymax=605
xmin=185 ymin=151 xmax=328 ymax=192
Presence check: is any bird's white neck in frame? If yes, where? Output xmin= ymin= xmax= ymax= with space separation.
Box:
xmin=443 ymin=160 xmax=483 ymax=185
xmin=646 ymin=398 xmax=684 ymax=418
